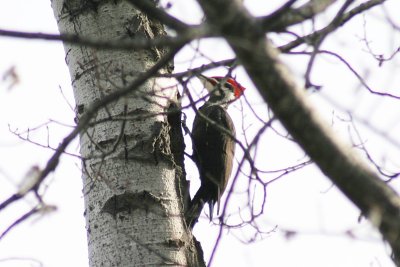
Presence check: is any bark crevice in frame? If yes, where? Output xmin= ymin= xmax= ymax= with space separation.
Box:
xmin=101 ymin=191 xmax=165 ymax=218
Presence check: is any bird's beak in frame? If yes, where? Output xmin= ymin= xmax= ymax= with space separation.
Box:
xmin=196 ymin=74 xmax=217 ymax=93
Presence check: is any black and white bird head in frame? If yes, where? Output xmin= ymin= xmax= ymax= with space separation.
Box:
xmin=196 ymin=74 xmax=246 ymax=106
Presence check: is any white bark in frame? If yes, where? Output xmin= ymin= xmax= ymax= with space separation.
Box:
xmin=52 ymin=1 xmax=198 ymax=266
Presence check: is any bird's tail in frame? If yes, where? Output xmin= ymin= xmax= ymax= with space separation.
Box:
xmin=185 ymin=186 xmax=214 ymax=229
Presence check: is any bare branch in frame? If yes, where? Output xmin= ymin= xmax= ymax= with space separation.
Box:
xmin=0 ymin=28 xmax=200 ymax=50
xmin=287 ymin=49 xmax=400 ymax=99
xmin=127 ymin=0 xmax=190 ymax=32
xmin=280 ymin=0 xmax=386 ymax=52
xmin=260 ymin=0 xmax=338 ymax=32
xmin=197 ymin=0 xmax=400 ymax=264
xmin=0 ymin=45 xmax=183 ymax=211
xmin=0 ymin=204 xmax=56 ymax=241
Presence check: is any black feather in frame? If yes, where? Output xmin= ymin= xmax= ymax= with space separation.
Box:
xmin=186 ymin=104 xmax=235 ymax=228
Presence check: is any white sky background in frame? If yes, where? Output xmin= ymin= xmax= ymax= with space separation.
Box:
xmin=1 ymin=0 xmax=400 ymax=267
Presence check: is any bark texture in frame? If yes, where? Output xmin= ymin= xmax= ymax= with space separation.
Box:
xmin=52 ymin=1 xmax=201 ymax=266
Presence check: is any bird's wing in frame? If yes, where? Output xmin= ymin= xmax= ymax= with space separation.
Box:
xmin=192 ymin=105 xmax=236 ymax=197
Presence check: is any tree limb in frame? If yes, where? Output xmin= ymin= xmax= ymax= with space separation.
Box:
xmin=0 ymin=28 xmax=197 ymax=50
xmin=0 ymin=45 xmax=183 ymax=212
xmin=280 ymin=0 xmax=386 ymax=51
xmin=260 ymin=0 xmax=338 ymax=32
xmin=126 ymin=0 xmax=190 ymax=32
xmin=197 ymin=0 xmax=400 ymax=265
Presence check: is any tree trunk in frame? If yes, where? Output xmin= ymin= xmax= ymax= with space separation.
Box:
xmin=51 ymin=1 xmax=202 ymax=266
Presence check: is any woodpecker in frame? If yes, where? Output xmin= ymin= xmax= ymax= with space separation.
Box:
xmin=186 ymin=74 xmax=246 ymax=228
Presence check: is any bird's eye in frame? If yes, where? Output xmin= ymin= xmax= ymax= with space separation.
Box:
xmin=225 ymin=83 xmax=234 ymax=91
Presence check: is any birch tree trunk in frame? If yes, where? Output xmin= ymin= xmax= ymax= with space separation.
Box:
xmin=51 ymin=1 xmax=200 ymax=266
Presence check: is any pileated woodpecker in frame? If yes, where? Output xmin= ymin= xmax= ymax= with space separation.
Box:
xmin=187 ymin=74 xmax=246 ymax=228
